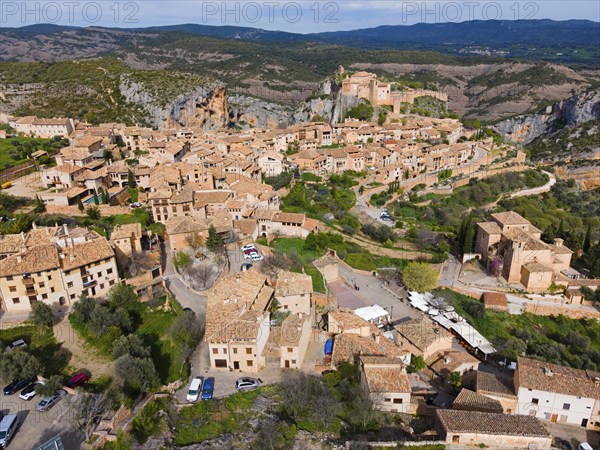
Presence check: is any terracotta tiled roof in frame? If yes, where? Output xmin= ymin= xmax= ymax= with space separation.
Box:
xmin=395 ymin=316 xmax=453 ymax=353
xmin=165 ymin=216 xmax=209 ymax=235
xmin=110 ymin=223 xmax=142 ymax=241
xmin=452 ymin=388 xmax=504 ymax=413
xmin=517 ymin=356 xmax=600 ymax=399
xmin=477 ymin=221 xmax=502 ymax=235
xmin=481 ymin=292 xmax=507 ymax=308
xmin=204 ymin=271 xmax=273 ymax=343
xmin=427 ymin=351 xmax=479 ymax=378
xmin=329 ymin=309 xmax=372 ymax=333
xmin=275 ymin=271 xmax=313 ymax=297
xmin=332 ymin=332 xmax=407 ymax=366
xmin=476 ymin=371 xmax=516 ymax=397
xmin=436 ymin=409 xmax=549 ymax=437
xmin=522 ymin=261 xmax=553 ymax=274
xmin=360 ymin=355 xmax=410 ymax=394
xmin=194 ymin=191 xmax=232 ymax=206
xmin=491 ymin=211 xmax=529 ymax=226
xmin=0 ymin=243 xmax=61 ymax=276
xmin=272 ymin=212 xmax=304 ymax=224
xmin=60 ymin=239 xmax=116 ymax=271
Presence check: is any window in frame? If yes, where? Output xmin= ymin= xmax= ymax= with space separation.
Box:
xmin=287 ymin=347 xmax=293 ymax=353
xmin=246 ymin=348 xmax=252 ymax=355
xmin=12 ymin=298 xmax=20 ymax=304
xmin=223 ymin=348 xmax=227 ymax=354
xmin=42 ymin=294 xmax=48 ymax=300
xmin=393 ymin=398 xmax=403 ymax=404
xmin=291 ymin=360 xmax=296 ymax=365
xmin=70 ymin=294 xmax=76 ymax=299
xmin=233 ymin=348 xmax=238 ymax=354
xmin=67 ymin=282 xmax=74 ymax=288
xmin=7 ymin=276 xmax=13 ymax=281
xmin=212 ymin=348 xmax=218 ymax=354
xmin=51 ymin=287 xmax=55 ymax=293
xmin=563 ymin=403 xmax=570 ymax=410
xmin=247 ymin=360 xmax=253 ymax=367
xmin=39 ymin=282 xmax=45 ymax=288
xmin=107 ymin=268 xmax=113 ymax=274
xmin=48 ymin=275 xmax=52 ymax=280
xmin=532 ymin=398 xmax=539 ymax=405
xmin=385 ymin=398 xmax=391 ymax=402
xmin=9 ymin=286 xmax=16 ymax=292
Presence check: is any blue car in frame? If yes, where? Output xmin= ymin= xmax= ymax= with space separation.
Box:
xmin=201 ymin=377 xmax=214 ymax=400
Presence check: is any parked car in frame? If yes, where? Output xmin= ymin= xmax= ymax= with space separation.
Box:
xmin=129 ymin=202 xmax=142 ymax=209
xmin=250 ymin=254 xmax=264 ymax=261
xmin=240 ymin=263 xmax=253 ymax=271
xmin=380 ymin=212 xmax=392 ymax=221
xmin=201 ymin=377 xmax=214 ymax=400
xmin=243 ymin=248 xmax=258 ymax=255
xmin=578 ymin=444 xmax=593 ymax=450
xmin=19 ymin=381 xmax=44 ymax=401
xmin=235 ymin=378 xmax=260 ymax=392
xmin=36 ymin=390 xmax=66 ymax=412
xmin=186 ymin=377 xmax=204 ymax=403
xmin=0 ymin=414 xmax=18 ymax=448
xmin=4 ymin=339 xmax=27 ymax=353
xmin=244 ymin=251 xmax=259 ymax=260
xmin=3 ymin=376 xmax=37 ymax=396
xmin=241 ymin=244 xmax=256 ymax=251
xmin=66 ymin=370 xmax=90 ymax=389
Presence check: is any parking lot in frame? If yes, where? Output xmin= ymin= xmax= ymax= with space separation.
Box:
xmin=0 ymin=390 xmax=82 ymax=449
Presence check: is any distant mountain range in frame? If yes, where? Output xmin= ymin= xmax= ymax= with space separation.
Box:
xmin=2 ymin=19 xmax=599 ymax=48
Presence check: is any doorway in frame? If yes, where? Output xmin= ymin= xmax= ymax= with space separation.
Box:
xmin=234 ymin=361 xmax=240 ymax=370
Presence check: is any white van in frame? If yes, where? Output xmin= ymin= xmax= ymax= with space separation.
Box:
xmin=0 ymin=414 xmax=18 ymax=448
xmin=186 ymin=377 xmax=204 ymax=403
xmin=578 ymin=443 xmax=594 ymax=450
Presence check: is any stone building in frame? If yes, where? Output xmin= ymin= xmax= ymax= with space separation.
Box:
xmin=475 ymin=211 xmax=574 ymax=291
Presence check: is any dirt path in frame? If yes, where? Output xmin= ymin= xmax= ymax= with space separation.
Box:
xmin=53 ymin=318 xmax=114 ymax=378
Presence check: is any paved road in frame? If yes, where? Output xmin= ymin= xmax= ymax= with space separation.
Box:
xmin=336 ymin=264 xmax=422 ymax=322
xmin=510 ymin=170 xmax=556 ymax=198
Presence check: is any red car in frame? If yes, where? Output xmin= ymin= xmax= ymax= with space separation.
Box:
xmin=67 ymin=371 xmax=90 ymax=388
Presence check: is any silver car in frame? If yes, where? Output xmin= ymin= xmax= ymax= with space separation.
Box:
xmin=36 ymin=389 xmax=66 ymax=411
xmin=235 ymin=377 xmax=260 ymax=392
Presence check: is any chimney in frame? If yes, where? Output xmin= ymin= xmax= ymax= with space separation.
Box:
xmin=32 ymin=222 xmax=37 ymax=230
xmin=444 ymin=356 xmax=452 ymax=364
xmin=16 ymin=254 xmax=22 ymax=263
xmin=554 ymin=238 xmax=564 ymax=248
xmin=63 ymin=224 xmax=69 ymax=236
xmin=20 ymin=232 xmax=25 ymax=242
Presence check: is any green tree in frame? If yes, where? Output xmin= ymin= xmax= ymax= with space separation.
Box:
xmin=173 ymin=251 xmax=191 ymax=272
xmin=402 ymin=262 xmax=439 ymax=292
xmin=448 ymin=371 xmax=462 ymax=392
xmin=93 ymin=190 xmax=99 ymax=205
xmin=112 ymin=334 xmax=150 ymax=360
xmin=72 ymin=295 xmax=97 ymax=323
xmin=77 ymin=196 xmax=84 ymax=212
xmin=34 ymin=194 xmax=45 ymax=213
xmin=407 ymin=355 xmax=426 ymax=373
xmin=583 ymin=224 xmax=592 ymax=253
xmin=0 ymin=350 xmax=43 ymax=383
xmin=462 ymin=215 xmax=475 ymax=255
xmin=346 ymin=100 xmax=374 ymax=121
xmin=29 ymin=301 xmax=54 ymax=328
xmin=35 ymin=375 xmax=64 ymax=396
xmin=206 ymin=224 xmax=224 ymax=253
xmin=103 ymin=148 xmax=113 ymax=161
xmin=86 ymin=206 xmax=101 ymax=220
xmin=127 ymin=169 xmax=136 ymax=189
xmin=115 ymin=355 xmax=160 ymax=393
xmin=105 ymin=430 xmax=133 ymax=450
xmin=107 ymin=283 xmax=137 ymax=308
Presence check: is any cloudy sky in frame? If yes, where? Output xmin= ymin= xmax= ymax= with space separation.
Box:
xmin=1 ymin=1 xmax=599 ymax=31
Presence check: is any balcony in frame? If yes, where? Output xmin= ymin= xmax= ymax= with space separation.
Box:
xmin=83 ymin=279 xmax=97 ymax=288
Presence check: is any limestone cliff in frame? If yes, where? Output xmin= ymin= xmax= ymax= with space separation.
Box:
xmin=119 ymin=77 xmax=231 ymax=129
xmin=495 ymin=90 xmax=600 ymax=144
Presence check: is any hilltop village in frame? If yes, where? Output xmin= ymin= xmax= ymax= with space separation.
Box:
xmin=0 ymin=71 xmax=598 ymax=450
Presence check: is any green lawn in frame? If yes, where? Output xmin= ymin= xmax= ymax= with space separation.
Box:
xmin=0 ymin=325 xmax=70 ymax=377
xmin=270 ymin=237 xmax=322 ymax=264
xmin=304 ymin=265 xmax=325 ymax=293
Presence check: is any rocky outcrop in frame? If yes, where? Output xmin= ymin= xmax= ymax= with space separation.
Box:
xmin=119 ymin=77 xmax=231 ymax=129
xmin=495 ymin=90 xmax=600 ymax=144
xmin=119 ymin=75 xmax=358 ymax=129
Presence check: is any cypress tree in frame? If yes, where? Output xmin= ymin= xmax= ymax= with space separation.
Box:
xmin=93 ymin=190 xmax=99 ymax=205
xmin=583 ymin=224 xmax=592 ymax=253
xmin=77 ymin=196 xmax=84 ymax=212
